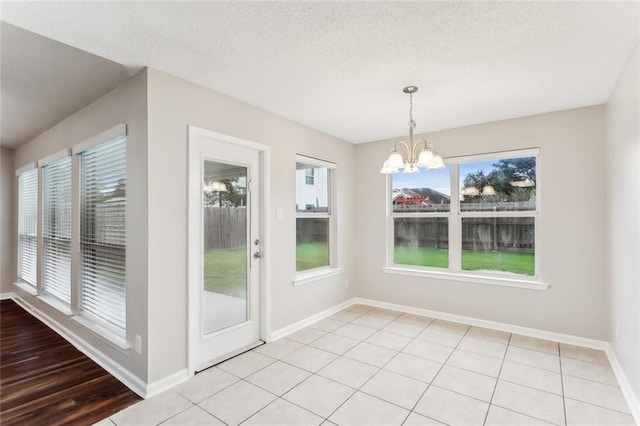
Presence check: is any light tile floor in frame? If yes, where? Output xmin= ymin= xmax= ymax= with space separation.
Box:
xmin=98 ymin=304 xmax=635 ymax=426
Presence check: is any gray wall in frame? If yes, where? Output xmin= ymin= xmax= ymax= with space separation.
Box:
xmin=146 ymin=68 xmax=357 ymax=382
xmin=606 ymin=44 xmax=639 ymax=407
xmin=0 ymin=147 xmax=16 ymax=295
xmin=355 ymin=106 xmax=608 ymax=340
xmin=11 ymin=70 xmax=149 ymax=382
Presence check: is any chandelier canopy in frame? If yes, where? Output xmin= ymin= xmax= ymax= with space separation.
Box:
xmin=380 ymin=86 xmax=445 ymax=174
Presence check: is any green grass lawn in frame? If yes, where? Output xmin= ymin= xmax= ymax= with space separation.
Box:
xmin=296 ymin=242 xmax=328 ymax=272
xmin=394 ymin=246 xmax=449 ymax=268
xmin=203 ymin=248 xmax=246 ymax=298
xmin=204 ymin=243 xmax=329 ymax=296
xmin=462 ymin=250 xmax=534 ymax=276
xmin=395 ymin=246 xmax=534 ymax=276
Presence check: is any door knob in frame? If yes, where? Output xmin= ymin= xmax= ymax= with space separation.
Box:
xmin=253 ymin=251 xmax=262 ymax=259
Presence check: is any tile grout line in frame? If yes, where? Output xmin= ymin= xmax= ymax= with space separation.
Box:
xmin=324 ymin=310 xmax=441 ymax=422
xmin=482 ymin=333 xmax=511 ymax=426
xmin=313 ymin=307 xmax=381 ymax=423
xmin=562 ymin=396 xmax=634 ymax=416
xmin=401 ymin=324 xmax=472 ymax=425
xmin=354 ymin=313 xmax=432 ymax=424
xmin=318 ymin=310 xmax=427 ymax=423
xmin=166 ymin=305 xmax=626 ymax=426
xmin=558 ymin=342 xmax=568 ymax=426
xmin=314 ymin=313 xmax=629 ymax=422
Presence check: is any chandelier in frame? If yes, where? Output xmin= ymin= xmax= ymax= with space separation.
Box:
xmin=204 ymin=180 xmax=228 ymax=193
xmin=380 ymin=86 xmax=445 ymax=174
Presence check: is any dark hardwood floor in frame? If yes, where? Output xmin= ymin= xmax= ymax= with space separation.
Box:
xmin=0 ymin=299 xmax=141 ymax=425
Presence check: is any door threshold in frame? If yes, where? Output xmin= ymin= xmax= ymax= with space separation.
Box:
xmin=196 ymin=340 xmax=265 ymax=373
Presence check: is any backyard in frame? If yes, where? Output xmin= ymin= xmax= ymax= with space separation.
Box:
xmin=205 ymin=243 xmax=533 ymax=298
xmin=204 ymin=242 xmax=329 ymax=298
xmin=203 ymin=248 xmax=247 ymax=298
xmin=394 ymin=246 xmax=534 ymax=276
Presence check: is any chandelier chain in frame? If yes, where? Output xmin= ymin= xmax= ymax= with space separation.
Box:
xmin=379 ymin=85 xmax=444 ymax=174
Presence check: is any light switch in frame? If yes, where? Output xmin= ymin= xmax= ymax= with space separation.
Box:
xmin=276 ymin=208 xmax=283 ymax=219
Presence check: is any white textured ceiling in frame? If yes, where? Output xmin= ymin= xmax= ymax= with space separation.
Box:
xmin=1 ymin=1 xmax=639 ymax=145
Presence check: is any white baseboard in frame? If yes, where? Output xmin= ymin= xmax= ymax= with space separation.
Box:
xmin=270 ymin=298 xmax=355 ymax=341
xmin=605 ymin=344 xmax=640 ymax=424
xmin=1 ymin=291 xmax=15 ymax=300
xmin=12 ymin=295 xmax=148 ymax=398
xmin=146 ymin=368 xmax=190 ymax=398
xmin=354 ymin=297 xmax=608 ymax=350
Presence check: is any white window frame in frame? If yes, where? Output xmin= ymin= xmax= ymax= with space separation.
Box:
xmin=383 ymin=148 xmax=547 ymax=291
xmin=15 ymin=163 xmax=39 ymax=295
xmin=293 ymin=155 xmax=342 ymax=286
xmin=39 ymin=149 xmax=73 ymax=314
xmin=73 ymin=124 xmax=128 ymax=347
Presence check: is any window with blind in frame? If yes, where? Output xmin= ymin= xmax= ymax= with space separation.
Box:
xmin=17 ymin=168 xmax=38 ymax=287
xmin=42 ymin=156 xmax=72 ymax=304
xmin=80 ymin=136 xmax=127 ymax=335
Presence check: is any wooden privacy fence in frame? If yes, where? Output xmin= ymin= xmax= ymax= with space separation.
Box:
xmin=204 ymin=207 xmax=246 ymax=251
xmin=394 ymin=217 xmax=534 ymax=253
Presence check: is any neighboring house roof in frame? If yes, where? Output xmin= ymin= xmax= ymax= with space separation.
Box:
xmin=392 ymin=187 xmax=450 ymax=205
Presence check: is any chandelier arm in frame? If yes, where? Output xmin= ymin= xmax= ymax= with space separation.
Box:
xmin=412 ymin=139 xmax=429 ymax=160
xmin=391 ymin=140 xmax=411 ymax=157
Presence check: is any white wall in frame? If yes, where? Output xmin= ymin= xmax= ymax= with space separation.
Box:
xmin=355 ymin=106 xmax=608 ymax=339
xmin=146 ymin=68 xmax=357 ymax=382
xmin=0 ymin=147 xmax=16 ymax=295
xmin=606 ymin=44 xmax=639 ymax=407
xmin=11 ymin=70 xmax=149 ymax=383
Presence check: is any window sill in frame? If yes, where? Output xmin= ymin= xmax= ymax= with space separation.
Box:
xmin=293 ymin=267 xmax=343 ymax=287
xmin=15 ymin=281 xmax=37 ymax=296
xmin=382 ymin=266 xmax=549 ymax=291
xmin=73 ymin=314 xmax=130 ymax=352
xmin=38 ymin=293 xmax=73 ymax=316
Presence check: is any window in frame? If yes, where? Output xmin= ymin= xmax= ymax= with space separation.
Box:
xmin=42 ymin=156 xmax=72 ymax=304
xmin=305 ymin=168 xmax=315 ymax=185
xmin=388 ymin=149 xmax=539 ymax=285
xmin=295 ymin=156 xmax=335 ymax=273
xmin=459 ymin=156 xmax=536 ymax=276
xmin=392 ymin=166 xmax=451 ymax=269
xmin=80 ymin=135 xmax=127 ymax=336
xmin=13 ymin=125 xmax=128 ymax=345
xmin=17 ymin=167 xmax=38 ymax=287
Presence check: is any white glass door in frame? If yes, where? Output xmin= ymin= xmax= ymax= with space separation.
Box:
xmin=189 ymin=130 xmax=262 ymax=372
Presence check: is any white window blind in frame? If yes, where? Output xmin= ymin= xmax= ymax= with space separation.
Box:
xmin=43 ymin=156 xmax=72 ymax=304
xmin=80 ymin=136 xmax=127 ymax=335
xmin=17 ymin=168 xmax=38 ymax=287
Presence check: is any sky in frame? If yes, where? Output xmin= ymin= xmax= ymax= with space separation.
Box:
xmin=392 ymin=159 xmax=496 ymax=195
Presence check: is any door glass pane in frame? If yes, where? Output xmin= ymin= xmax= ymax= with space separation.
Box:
xmin=203 ymin=160 xmax=248 ymax=335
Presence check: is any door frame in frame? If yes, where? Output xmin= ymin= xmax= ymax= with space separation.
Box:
xmin=187 ymin=125 xmax=272 ymax=375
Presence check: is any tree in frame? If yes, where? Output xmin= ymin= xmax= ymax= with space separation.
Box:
xmin=462 ymin=157 xmax=536 ymax=202
xmin=463 ymin=170 xmax=490 ymax=190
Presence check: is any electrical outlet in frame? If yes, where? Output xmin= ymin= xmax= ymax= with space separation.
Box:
xmin=276 ymin=208 xmax=283 ymax=220
xmin=135 ymin=335 xmax=142 ymax=354
xmin=345 ymin=280 xmax=349 ymax=288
